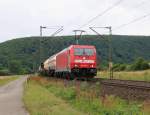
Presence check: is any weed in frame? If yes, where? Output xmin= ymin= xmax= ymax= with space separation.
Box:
xmin=27 ymin=76 xmax=150 ymax=115
xmin=0 ymin=76 xmax=19 ymax=86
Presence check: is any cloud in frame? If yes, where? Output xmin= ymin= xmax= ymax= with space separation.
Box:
xmin=0 ymin=0 xmax=150 ymax=42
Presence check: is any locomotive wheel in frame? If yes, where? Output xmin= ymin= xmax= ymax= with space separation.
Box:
xmin=64 ymin=73 xmax=73 ymax=80
xmin=62 ymin=73 xmax=66 ymax=79
xmin=69 ymin=73 xmax=74 ymax=80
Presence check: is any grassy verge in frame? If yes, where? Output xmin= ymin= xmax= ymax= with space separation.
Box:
xmin=0 ymin=76 xmax=19 ymax=86
xmin=25 ymin=77 xmax=150 ymax=115
xmin=23 ymin=78 xmax=85 ymax=115
xmin=98 ymin=70 xmax=150 ymax=81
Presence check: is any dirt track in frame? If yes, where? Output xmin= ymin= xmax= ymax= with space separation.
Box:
xmin=0 ymin=76 xmax=29 ymax=115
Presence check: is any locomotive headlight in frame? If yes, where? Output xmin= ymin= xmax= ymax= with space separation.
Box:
xmin=74 ymin=60 xmax=82 ymax=63
xmin=75 ymin=64 xmax=78 ymax=67
xmin=90 ymin=64 xmax=94 ymax=67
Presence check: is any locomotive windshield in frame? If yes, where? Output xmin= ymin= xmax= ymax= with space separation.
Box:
xmin=74 ymin=48 xmax=94 ymax=56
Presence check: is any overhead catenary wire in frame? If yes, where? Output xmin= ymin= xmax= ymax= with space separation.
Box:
xmin=132 ymin=0 xmax=150 ymax=9
xmin=51 ymin=26 xmax=63 ymax=36
xmin=113 ymin=12 xmax=150 ymax=31
xmin=40 ymin=26 xmax=64 ymax=36
xmin=71 ymin=0 xmax=149 ymax=36
xmin=78 ymin=0 xmax=124 ymax=29
xmin=112 ymin=0 xmax=150 ymax=31
xmin=79 ymin=0 xmax=149 ymax=33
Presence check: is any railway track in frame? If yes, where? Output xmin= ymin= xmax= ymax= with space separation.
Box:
xmin=98 ymin=78 xmax=150 ymax=101
xmin=100 ymin=79 xmax=150 ymax=89
xmin=45 ymin=76 xmax=150 ymax=101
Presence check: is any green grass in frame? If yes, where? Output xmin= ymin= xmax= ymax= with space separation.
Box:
xmin=45 ymin=82 xmax=142 ymax=115
xmin=98 ymin=70 xmax=150 ymax=81
xmin=23 ymin=79 xmax=85 ymax=115
xmin=25 ymin=77 xmax=150 ymax=115
xmin=0 ymin=76 xmax=19 ymax=86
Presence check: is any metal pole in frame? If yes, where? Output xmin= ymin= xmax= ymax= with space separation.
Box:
xmin=75 ymin=31 xmax=78 ymax=44
xmin=39 ymin=26 xmax=43 ymax=67
xmin=73 ymin=30 xmax=85 ymax=45
xmin=108 ymin=26 xmax=113 ymax=79
xmin=40 ymin=26 xmax=42 ymax=36
xmin=39 ymin=25 xmax=62 ymax=64
xmin=32 ymin=26 xmax=43 ymax=73
xmin=89 ymin=26 xmax=113 ymax=79
xmin=76 ymin=39 xmax=79 ymax=45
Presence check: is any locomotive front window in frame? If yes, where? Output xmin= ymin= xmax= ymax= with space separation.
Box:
xmin=84 ymin=49 xmax=94 ymax=55
xmin=74 ymin=48 xmax=84 ymax=55
xmin=74 ymin=48 xmax=94 ymax=56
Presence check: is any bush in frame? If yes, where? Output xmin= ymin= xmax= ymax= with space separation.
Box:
xmin=113 ymin=58 xmax=149 ymax=71
xmin=113 ymin=64 xmax=126 ymax=71
xmin=130 ymin=58 xmax=149 ymax=71
xmin=8 ymin=60 xmax=27 ymax=74
xmin=0 ymin=69 xmax=12 ymax=76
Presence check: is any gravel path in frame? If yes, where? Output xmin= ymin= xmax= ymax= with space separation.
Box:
xmin=0 ymin=76 xmax=29 ymax=115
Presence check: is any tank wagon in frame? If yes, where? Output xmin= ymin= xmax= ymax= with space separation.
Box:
xmin=40 ymin=45 xmax=97 ymax=79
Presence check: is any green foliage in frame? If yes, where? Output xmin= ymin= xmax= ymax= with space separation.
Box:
xmin=0 ymin=35 xmax=150 ymax=74
xmin=8 ymin=60 xmax=22 ymax=74
xmin=0 ymin=69 xmax=11 ymax=76
xmin=99 ymin=70 xmax=150 ymax=81
xmin=113 ymin=63 xmax=126 ymax=71
xmin=113 ymin=58 xmax=149 ymax=71
xmin=37 ymin=78 xmax=144 ymax=115
xmin=0 ymin=76 xmax=19 ymax=86
xmin=8 ymin=60 xmax=20 ymax=73
xmin=8 ymin=60 xmax=29 ymax=74
xmin=23 ymin=80 xmax=85 ymax=115
xmin=48 ymin=86 xmax=76 ymax=101
xmin=130 ymin=57 xmax=149 ymax=71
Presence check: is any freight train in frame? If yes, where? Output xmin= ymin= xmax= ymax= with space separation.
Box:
xmin=39 ymin=45 xmax=97 ymax=79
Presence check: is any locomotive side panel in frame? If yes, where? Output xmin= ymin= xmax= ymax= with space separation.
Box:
xmin=56 ymin=49 xmax=70 ymax=72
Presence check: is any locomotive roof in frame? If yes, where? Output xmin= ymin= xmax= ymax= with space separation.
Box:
xmin=69 ymin=45 xmax=95 ymax=48
xmin=43 ymin=44 xmax=96 ymax=63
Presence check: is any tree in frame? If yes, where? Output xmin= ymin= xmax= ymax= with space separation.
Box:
xmin=130 ymin=57 xmax=149 ymax=70
xmin=8 ymin=60 xmax=22 ymax=74
xmin=113 ymin=63 xmax=126 ymax=71
xmin=0 ymin=69 xmax=11 ymax=76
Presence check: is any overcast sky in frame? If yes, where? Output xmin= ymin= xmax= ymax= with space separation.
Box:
xmin=0 ymin=0 xmax=150 ymax=42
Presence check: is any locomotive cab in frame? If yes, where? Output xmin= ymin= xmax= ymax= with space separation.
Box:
xmin=71 ymin=45 xmax=97 ymax=78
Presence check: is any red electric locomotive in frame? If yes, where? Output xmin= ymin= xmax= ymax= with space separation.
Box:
xmin=41 ymin=45 xmax=97 ymax=79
